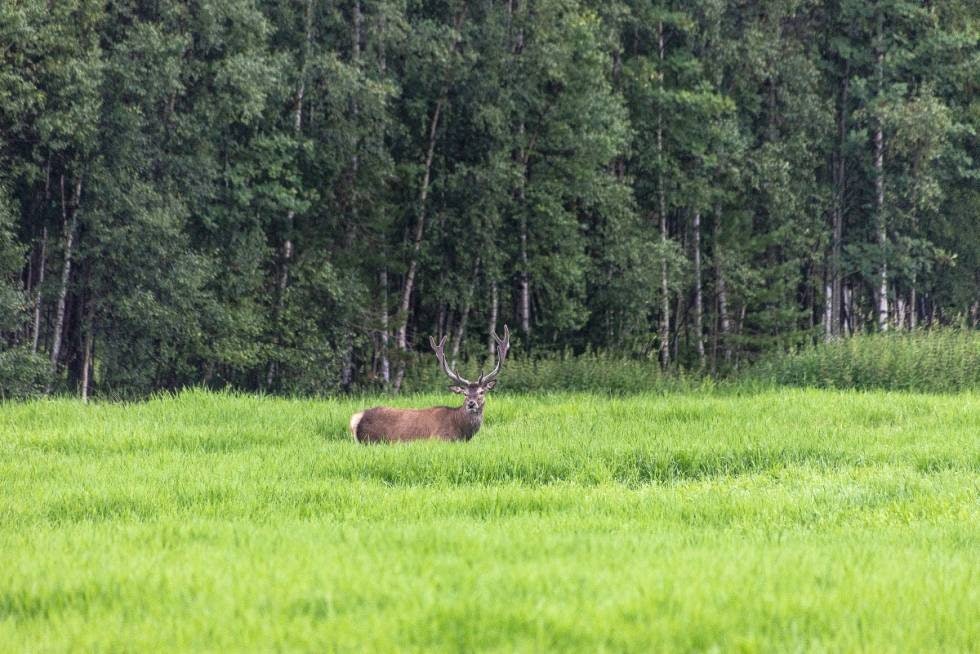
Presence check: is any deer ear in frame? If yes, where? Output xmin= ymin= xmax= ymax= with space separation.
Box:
xmin=484 ymin=380 xmax=497 ymax=391
xmin=449 ymin=386 xmax=466 ymax=394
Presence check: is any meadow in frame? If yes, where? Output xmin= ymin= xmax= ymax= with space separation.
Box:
xmin=1 ymin=388 xmax=978 ymax=652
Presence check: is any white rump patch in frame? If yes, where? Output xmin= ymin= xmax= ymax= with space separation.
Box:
xmin=349 ymin=412 xmax=364 ymax=440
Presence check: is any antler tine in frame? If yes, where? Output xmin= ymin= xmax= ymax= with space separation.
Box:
xmin=430 ymin=332 xmax=470 ymax=386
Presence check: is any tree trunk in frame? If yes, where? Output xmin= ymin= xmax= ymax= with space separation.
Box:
xmin=673 ymin=284 xmax=683 ymax=365
xmin=345 ymin=0 xmax=363 ymax=251
xmin=31 ymin=226 xmax=47 ymax=354
xmin=340 ymin=334 xmax=354 ymax=392
xmin=823 ymin=276 xmax=833 ymax=338
xmin=449 ymin=313 xmax=465 ymax=366
xmin=714 ymin=205 xmax=732 ymax=365
xmin=451 ymin=257 xmax=480 ymax=365
xmin=437 ymin=303 xmax=447 ymax=343
xmin=511 ymin=4 xmax=530 ymax=345
xmin=376 ymin=5 xmax=390 ymax=388
xmin=710 ymin=292 xmax=719 ymax=375
xmin=80 ymin=303 xmax=93 ymax=402
xmin=379 ymin=267 xmax=390 ymax=387
xmin=266 ymin=235 xmax=293 ymax=388
xmin=657 ymin=20 xmax=670 ymax=368
xmin=874 ymin=18 xmax=888 ymax=332
xmin=909 ymin=281 xmax=917 ymax=330
xmin=735 ymin=304 xmax=747 ymax=369
xmin=692 ymin=210 xmax=705 ymax=366
xmin=519 ymin=211 xmax=530 ymax=338
xmin=718 ymin=273 xmax=731 ymax=366
xmin=516 ymin=125 xmax=531 ymax=341
xmin=393 ymin=95 xmax=444 ymax=389
xmin=852 ymin=286 xmax=860 ymax=334
xmin=487 ymin=279 xmax=498 ymax=356
xmin=352 ymin=0 xmax=362 ymax=60
xmin=828 ymin=72 xmax=848 ymax=339
xmin=674 ymin=221 xmax=685 ymax=365
xmin=48 ymin=175 xmax=82 ymax=393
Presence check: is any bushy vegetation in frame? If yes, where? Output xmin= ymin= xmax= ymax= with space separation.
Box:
xmin=1 ymin=389 xmax=977 ymax=651
xmin=0 ymin=349 xmax=47 ymax=401
xmin=398 ymin=329 xmax=979 ymax=395
xmin=751 ymin=330 xmax=980 ymax=392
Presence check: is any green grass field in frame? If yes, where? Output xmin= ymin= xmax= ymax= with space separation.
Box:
xmin=1 ymin=389 xmax=978 ymax=652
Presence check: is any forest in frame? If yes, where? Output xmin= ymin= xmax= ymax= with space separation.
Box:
xmin=1 ymin=0 xmax=977 ymax=397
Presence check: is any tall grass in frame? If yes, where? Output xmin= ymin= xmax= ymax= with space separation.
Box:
xmin=1 ymin=389 xmax=978 ymax=651
xmin=751 ymin=329 xmax=979 ymax=392
xmin=403 ymin=329 xmax=979 ymax=395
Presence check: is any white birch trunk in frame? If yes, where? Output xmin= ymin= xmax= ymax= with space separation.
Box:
xmin=519 ymin=213 xmax=530 ymax=337
xmin=380 ymin=267 xmax=390 ymax=386
xmin=47 ymin=175 xmax=82 ymax=392
xmin=657 ymin=19 xmax=670 ymax=368
xmin=395 ymin=97 xmax=443 ymax=355
xmin=81 ymin=307 xmax=93 ymax=402
xmin=450 ymin=257 xmax=479 ymax=366
xmin=824 ymin=278 xmax=833 ymax=339
xmin=909 ymin=283 xmax=917 ymax=330
xmin=874 ymin=19 xmax=888 ymax=332
xmin=693 ymin=210 xmax=704 ymax=366
xmin=829 ymin=74 xmax=848 ymax=340
xmin=487 ymin=280 xmax=498 ymax=356
xmin=714 ymin=205 xmax=731 ymax=365
xmin=31 ymin=227 xmax=47 ymax=353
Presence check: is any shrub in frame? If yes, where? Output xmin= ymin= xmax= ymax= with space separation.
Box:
xmin=748 ymin=329 xmax=979 ymax=392
xmin=0 ymin=348 xmax=48 ymax=400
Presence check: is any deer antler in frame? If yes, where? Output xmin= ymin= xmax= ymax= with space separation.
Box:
xmin=478 ymin=324 xmax=510 ymax=385
xmin=429 ymin=334 xmax=471 ymax=386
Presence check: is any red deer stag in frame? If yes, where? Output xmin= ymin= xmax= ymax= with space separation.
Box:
xmin=350 ymin=326 xmax=510 ymax=443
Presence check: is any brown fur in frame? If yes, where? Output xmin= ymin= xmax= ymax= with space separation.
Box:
xmin=351 ymin=405 xmax=484 ymax=443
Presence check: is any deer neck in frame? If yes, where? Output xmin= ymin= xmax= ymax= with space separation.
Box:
xmin=454 ymin=405 xmax=484 ymax=440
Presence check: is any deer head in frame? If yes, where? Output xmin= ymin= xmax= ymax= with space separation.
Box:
xmin=429 ymin=325 xmax=510 ymax=415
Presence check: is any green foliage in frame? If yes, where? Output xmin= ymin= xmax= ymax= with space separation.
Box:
xmin=0 ymin=189 xmax=24 ymax=330
xmin=0 ymin=389 xmax=977 ymax=650
xmin=0 ymin=188 xmax=47 ymax=399
xmin=0 ymin=0 xmax=976 ymax=397
xmin=751 ymin=329 xmax=980 ymax=392
xmin=0 ymin=348 xmax=48 ymax=399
